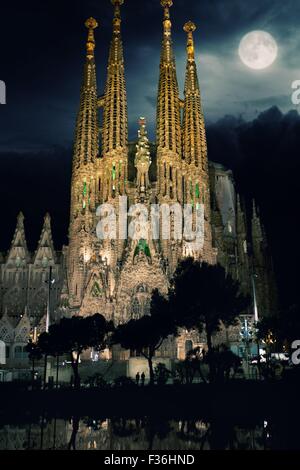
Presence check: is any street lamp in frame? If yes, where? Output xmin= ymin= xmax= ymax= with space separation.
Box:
xmin=45 ymin=266 xmax=55 ymax=332
xmin=251 ymin=272 xmax=259 ymax=323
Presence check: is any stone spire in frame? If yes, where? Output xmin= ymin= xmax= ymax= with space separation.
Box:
xmin=72 ymin=18 xmax=99 ymax=170
xmin=102 ymin=0 xmax=128 ymax=155
xmin=236 ymin=195 xmax=250 ymax=293
xmin=156 ymin=0 xmax=182 ymax=204
xmin=251 ymin=200 xmax=266 ymax=268
xmin=10 ymin=212 xmax=27 ymax=249
xmin=156 ymin=0 xmax=181 ymax=156
xmin=6 ymin=212 xmax=29 ymax=264
xmin=33 ymin=213 xmax=56 ymax=265
xmin=182 ymin=21 xmax=207 ymax=168
xmin=181 ymin=22 xmax=215 ymax=265
xmin=67 ymin=19 xmax=101 ymax=309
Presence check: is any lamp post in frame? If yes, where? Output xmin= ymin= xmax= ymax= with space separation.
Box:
xmin=240 ymin=316 xmax=254 ymax=378
xmin=250 ymin=260 xmax=261 ymax=378
xmin=44 ymin=266 xmax=55 ymax=389
xmin=46 ymin=266 xmax=53 ymax=332
xmin=251 ymin=272 xmax=259 ymax=323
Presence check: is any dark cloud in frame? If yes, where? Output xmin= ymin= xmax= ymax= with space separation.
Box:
xmin=207 ymin=106 xmax=300 ymax=308
xmin=1 ymin=0 xmax=300 ymax=149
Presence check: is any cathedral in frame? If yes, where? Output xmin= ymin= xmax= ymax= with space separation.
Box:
xmin=0 ymin=0 xmax=276 ymax=368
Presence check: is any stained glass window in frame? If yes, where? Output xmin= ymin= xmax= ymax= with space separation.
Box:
xmin=134 ymin=239 xmax=151 ymax=258
xmin=112 ymin=164 xmax=116 ymax=181
xmin=83 ymin=180 xmax=87 ymax=196
xmin=91 ymin=281 xmax=102 ymax=298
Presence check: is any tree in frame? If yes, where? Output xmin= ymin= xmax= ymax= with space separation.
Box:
xmin=204 ymin=345 xmax=242 ymax=382
xmin=257 ymin=304 xmax=300 ymax=356
xmin=154 ymin=363 xmax=171 ymax=386
xmin=113 ymin=290 xmax=176 ymax=385
xmin=170 ymin=259 xmax=249 ymax=380
xmin=37 ymin=314 xmax=113 ymax=389
xmin=174 ymin=347 xmax=208 ymax=384
xmin=278 ymin=305 xmax=300 ymax=350
xmin=25 ymin=339 xmax=43 ymax=387
xmin=38 ymin=325 xmax=66 ymax=389
xmin=37 ymin=330 xmax=55 ymax=389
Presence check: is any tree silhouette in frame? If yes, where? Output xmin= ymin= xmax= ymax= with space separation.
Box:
xmin=25 ymin=339 xmax=43 ymax=387
xmin=257 ymin=304 xmax=300 ymax=354
xmin=170 ymin=259 xmax=249 ymax=380
xmin=37 ymin=314 xmax=113 ymax=389
xmin=113 ymin=290 xmax=176 ymax=385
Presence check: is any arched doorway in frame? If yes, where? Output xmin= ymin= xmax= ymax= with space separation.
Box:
xmin=185 ymin=340 xmax=193 ymax=356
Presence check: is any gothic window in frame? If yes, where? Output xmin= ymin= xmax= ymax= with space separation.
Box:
xmin=82 ymin=178 xmax=87 ymax=209
xmin=134 ymin=239 xmax=151 ymax=259
xmin=144 ymin=298 xmax=151 ymax=316
xmin=14 ymin=345 xmax=28 ymax=360
xmin=0 ymin=326 xmax=12 ymax=342
xmin=185 ymin=340 xmax=193 ymax=356
xmin=190 ymin=181 xmax=194 ymax=207
xmin=4 ymin=288 xmax=24 ymax=316
xmin=91 ymin=281 xmax=102 ymax=298
xmin=132 ymin=298 xmax=140 ymax=320
xmin=182 ymin=177 xmax=185 ymax=204
xmin=15 ymin=327 xmax=29 ymax=343
xmin=31 ymin=289 xmax=47 ymax=316
xmin=112 ymin=164 xmax=116 ymax=181
xmin=136 ymin=284 xmax=146 ymax=293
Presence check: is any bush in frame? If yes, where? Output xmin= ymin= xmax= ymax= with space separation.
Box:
xmin=154 ymin=363 xmax=171 ymax=385
xmin=84 ymin=373 xmax=108 ymax=389
xmin=113 ymin=376 xmax=136 ymax=388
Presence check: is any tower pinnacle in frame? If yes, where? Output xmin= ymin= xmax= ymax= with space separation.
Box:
xmin=183 ymin=21 xmax=196 ymax=61
xmin=161 ymin=0 xmax=173 ymax=33
xmin=85 ymin=17 xmax=98 ymax=58
xmin=111 ymin=0 xmax=124 ymax=33
xmin=102 ymin=0 xmax=128 ymax=156
xmin=156 ymin=0 xmax=181 ymax=157
xmin=182 ymin=20 xmax=207 ymax=167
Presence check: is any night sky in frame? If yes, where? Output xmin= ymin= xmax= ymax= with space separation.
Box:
xmin=0 ymin=0 xmax=300 ymax=308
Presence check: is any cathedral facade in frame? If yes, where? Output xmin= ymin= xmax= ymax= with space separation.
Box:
xmin=0 ymin=0 xmax=276 ymax=367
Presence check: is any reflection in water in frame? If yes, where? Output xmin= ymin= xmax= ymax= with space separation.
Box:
xmin=0 ymin=417 xmax=275 ymax=450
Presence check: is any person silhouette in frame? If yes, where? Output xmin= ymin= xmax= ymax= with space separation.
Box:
xmin=136 ymin=372 xmax=140 ymax=385
xmin=141 ymin=372 xmax=145 ymax=386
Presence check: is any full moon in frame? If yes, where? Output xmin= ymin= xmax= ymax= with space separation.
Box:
xmin=239 ymin=31 xmax=278 ymax=70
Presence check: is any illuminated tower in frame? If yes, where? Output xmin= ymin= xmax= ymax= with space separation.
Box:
xmin=182 ymin=21 xmax=216 ymax=264
xmin=251 ymin=201 xmax=277 ymax=316
xmin=100 ymin=0 xmax=128 ymax=202
xmin=156 ymin=0 xmax=183 ymax=271
xmin=98 ymin=0 xmax=128 ymax=266
xmin=67 ymin=18 xmax=99 ymax=309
